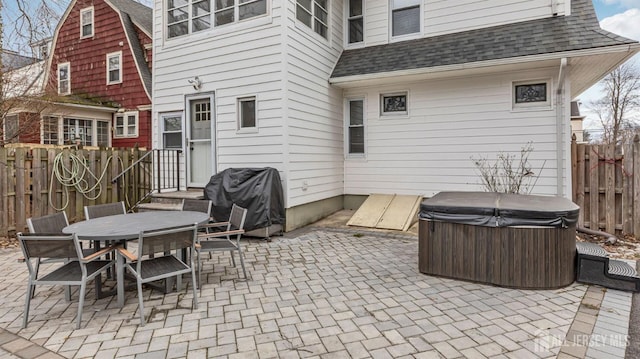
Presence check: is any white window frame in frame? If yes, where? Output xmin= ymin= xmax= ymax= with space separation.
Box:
xmin=512 ymin=79 xmax=552 ymax=110
xmin=80 ymin=7 xmax=94 ymax=38
xmin=42 ymin=116 xmax=60 ymax=145
xmin=380 ymin=92 xmax=408 ymax=116
xmin=237 ymin=96 xmax=258 ymax=132
xmin=58 ymin=62 xmax=71 ymax=95
xmin=114 ymin=111 xmax=139 ymax=138
xmin=215 ymin=0 xmax=268 ymax=27
xmin=167 ymin=0 xmax=209 ymax=38
xmin=346 ymin=97 xmax=366 ymax=157
xmin=3 ymin=114 xmax=19 ymax=143
xmin=296 ymin=0 xmax=329 ymax=39
xmin=160 ymin=112 xmax=184 ymax=149
xmin=390 ymin=0 xmax=422 ymax=41
xmin=106 ymin=51 xmax=122 ymax=85
xmin=61 ymin=117 xmax=110 ymax=147
xmin=345 ymin=0 xmax=364 ymax=47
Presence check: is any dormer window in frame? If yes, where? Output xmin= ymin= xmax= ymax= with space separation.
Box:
xmin=391 ymin=0 xmax=420 ymax=37
xmin=80 ymin=7 xmax=94 ymax=38
xmin=296 ymin=0 xmax=328 ymax=39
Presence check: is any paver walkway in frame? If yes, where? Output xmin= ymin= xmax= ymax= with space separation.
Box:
xmin=0 ymin=228 xmax=631 ymax=358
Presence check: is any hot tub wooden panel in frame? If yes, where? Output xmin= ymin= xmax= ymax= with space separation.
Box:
xmin=419 ymin=220 xmax=576 ymax=289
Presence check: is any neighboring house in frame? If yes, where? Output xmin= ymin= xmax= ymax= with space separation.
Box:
xmin=3 ymin=0 xmax=153 ymax=148
xmin=571 ymin=101 xmax=587 ymax=143
xmin=152 ymin=0 xmax=640 ymax=230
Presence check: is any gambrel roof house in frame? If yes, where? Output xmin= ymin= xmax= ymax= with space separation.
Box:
xmin=4 ymin=0 xmax=153 ymax=148
xmin=151 ymin=0 xmax=639 ymax=231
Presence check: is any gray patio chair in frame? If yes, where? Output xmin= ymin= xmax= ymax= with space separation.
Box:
xmin=27 ymin=211 xmax=69 ymax=234
xmin=181 ymin=199 xmax=212 ymax=216
xmin=117 ymin=224 xmax=199 ymax=326
xmin=27 ymin=212 xmax=95 ymax=299
xmin=196 ymin=204 xmax=248 ymax=288
xmin=84 ymin=201 xmax=126 ymax=219
xmin=17 ymin=232 xmax=118 ymax=329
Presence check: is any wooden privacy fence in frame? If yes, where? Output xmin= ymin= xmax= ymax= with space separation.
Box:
xmin=0 ymin=146 xmax=152 ymax=236
xmin=571 ymin=136 xmax=640 ymax=237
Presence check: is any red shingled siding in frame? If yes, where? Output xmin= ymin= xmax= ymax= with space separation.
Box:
xmin=48 ymin=0 xmax=152 ymax=148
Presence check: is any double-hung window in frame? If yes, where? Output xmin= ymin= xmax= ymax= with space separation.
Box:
xmin=107 ymin=52 xmax=122 ymax=85
xmin=347 ymin=99 xmax=365 ymax=155
xmin=215 ymin=0 xmax=267 ymax=26
xmin=58 ymin=62 xmax=70 ymax=95
xmin=168 ymin=0 xmax=211 ymax=38
xmin=80 ymin=7 xmax=94 ymax=38
xmin=391 ymin=0 xmax=420 ymax=37
xmin=347 ymin=0 xmax=363 ymax=44
xmin=238 ymin=97 xmax=257 ymax=130
xmin=161 ymin=113 xmax=183 ymax=148
xmin=114 ymin=111 xmax=139 ymax=138
xmin=296 ymin=0 xmax=328 ymax=39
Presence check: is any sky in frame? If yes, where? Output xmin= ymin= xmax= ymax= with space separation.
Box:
xmin=579 ymin=0 xmax=640 ymax=130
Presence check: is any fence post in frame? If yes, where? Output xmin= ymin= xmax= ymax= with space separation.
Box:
xmin=0 ymin=148 xmax=8 ymax=236
xmin=634 ymin=136 xmax=640 ymax=237
xmin=571 ymin=134 xmax=577 ymax=203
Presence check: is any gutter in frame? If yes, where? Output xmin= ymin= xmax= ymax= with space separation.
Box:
xmin=556 ymin=58 xmax=567 ymax=197
xmin=329 ymin=44 xmax=640 ymax=85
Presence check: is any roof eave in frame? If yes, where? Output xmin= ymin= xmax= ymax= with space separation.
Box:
xmin=329 ymin=44 xmax=640 ymax=88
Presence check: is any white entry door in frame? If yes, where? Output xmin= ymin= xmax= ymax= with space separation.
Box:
xmin=186 ymin=95 xmax=215 ymax=187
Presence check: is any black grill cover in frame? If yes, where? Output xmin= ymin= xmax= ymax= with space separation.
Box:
xmin=204 ymin=167 xmax=285 ymax=231
xmin=419 ymin=191 xmax=579 ymax=228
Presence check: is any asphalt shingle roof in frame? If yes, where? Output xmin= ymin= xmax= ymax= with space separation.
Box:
xmin=107 ymin=0 xmax=152 ymax=35
xmin=330 ymin=0 xmax=638 ymax=79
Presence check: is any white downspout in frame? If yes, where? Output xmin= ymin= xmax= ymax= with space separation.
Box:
xmin=556 ymin=58 xmax=567 ymax=196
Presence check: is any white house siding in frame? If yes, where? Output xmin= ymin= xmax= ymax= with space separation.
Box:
xmin=361 ymin=0 xmax=567 ymax=46
xmin=284 ymin=0 xmax=345 ymax=208
xmin=152 ymin=1 xmax=287 ymax=190
xmin=343 ymin=66 xmax=572 ymax=198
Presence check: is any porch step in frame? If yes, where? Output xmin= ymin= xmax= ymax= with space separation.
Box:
xmin=138 ymin=202 xmax=183 ymax=212
xmin=138 ymin=190 xmax=205 ymax=211
xmin=576 ymin=242 xmax=640 ymax=292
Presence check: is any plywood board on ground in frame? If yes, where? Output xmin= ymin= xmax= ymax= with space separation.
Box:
xmin=376 ymin=195 xmax=422 ymax=231
xmin=348 ymin=194 xmax=423 ymax=231
xmin=346 ymin=194 xmax=394 ymax=227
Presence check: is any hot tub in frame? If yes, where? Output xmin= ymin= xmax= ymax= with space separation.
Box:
xmin=418 ymin=192 xmax=579 ymax=289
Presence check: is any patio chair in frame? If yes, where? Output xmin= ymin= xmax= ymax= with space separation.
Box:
xmin=84 ymin=201 xmax=126 ymax=220
xmin=27 ymin=212 xmax=94 ymax=299
xmin=27 ymin=211 xmax=69 ymax=234
xmin=17 ymin=232 xmax=118 ymax=329
xmin=181 ymin=199 xmax=212 ymax=216
xmin=117 ymin=224 xmax=199 ymax=326
xmin=196 ymin=204 xmax=248 ymax=287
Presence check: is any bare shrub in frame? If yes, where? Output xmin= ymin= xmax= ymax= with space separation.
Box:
xmin=471 ymin=142 xmax=545 ymax=194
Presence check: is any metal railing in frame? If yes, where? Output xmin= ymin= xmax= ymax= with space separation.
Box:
xmin=112 ymin=149 xmax=182 ymax=210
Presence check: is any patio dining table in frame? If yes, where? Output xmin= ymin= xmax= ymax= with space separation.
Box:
xmin=63 ymin=210 xmax=210 ymax=307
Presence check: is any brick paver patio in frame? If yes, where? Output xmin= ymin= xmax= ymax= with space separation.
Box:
xmin=0 ymin=227 xmax=629 ymax=358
